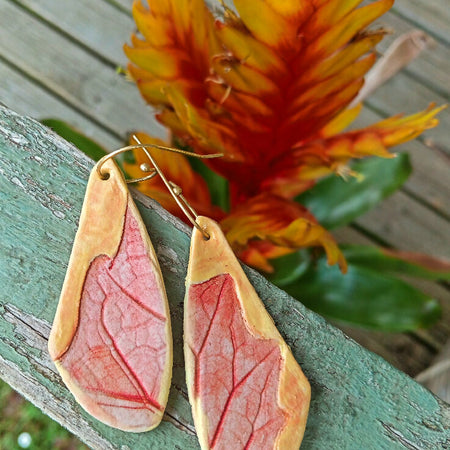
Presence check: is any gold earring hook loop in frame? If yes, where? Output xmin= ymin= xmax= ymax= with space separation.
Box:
xmin=96 ymin=137 xmax=222 ymax=239
xmin=132 ymin=136 xmax=212 ymax=240
xmin=96 ymin=143 xmax=223 ymax=185
xmin=97 ymin=145 xmax=158 ymax=183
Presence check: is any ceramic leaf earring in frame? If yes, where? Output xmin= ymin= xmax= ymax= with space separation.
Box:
xmin=48 ymin=144 xmax=173 ymax=432
xmin=138 ymin=141 xmax=311 ymax=449
xmin=185 ymin=216 xmax=311 ymax=449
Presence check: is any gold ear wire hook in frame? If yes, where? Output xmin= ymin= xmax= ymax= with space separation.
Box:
xmin=97 ymin=145 xmax=158 ymax=183
xmin=132 ymin=136 xmax=220 ymax=240
xmin=97 ymin=144 xmax=223 ymax=185
xmin=96 ymin=137 xmax=222 ymax=239
xmin=168 ymin=181 xmax=199 ymax=220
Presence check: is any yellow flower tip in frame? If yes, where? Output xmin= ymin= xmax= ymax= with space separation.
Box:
xmin=421 ymin=103 xmax=447 ymax=122
xmin=239 ymin=246 xmax=276 ymax=273
xmin=123 ymin=42 xmax=131 ymax=56
xmin=338 ymin=255 xmax=348 ymax=274
xmin=360 ymin=26 xmax=393 ymax=39
xmin=335 ymin=165 xmax=365 ymax=182
xmin=320 ymin=235 xmax=348 ymax=274
xmin=115 ymin=64 xmax=136 ymax=83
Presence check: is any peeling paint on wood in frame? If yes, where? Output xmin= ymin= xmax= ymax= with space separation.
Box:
xmin=0 ymin=106 xmax=449 ymax=448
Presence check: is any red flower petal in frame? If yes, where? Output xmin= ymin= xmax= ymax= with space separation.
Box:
xmin=221 ymin=193 xmax=347 ymax=272
xmin=265 ymin=104 xmax=444 ymax=198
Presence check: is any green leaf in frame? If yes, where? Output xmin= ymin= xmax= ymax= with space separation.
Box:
xmin=342 ymin=244 xmax=450 ymax=281
xmin=296 ymin=154 xmax=412 ymax=229
xmin=189 ymin=158 xmax=230 ymax=211
xmin=41 ymin=119 xmax=108 ymax=161
xmin=265 ymin=250 xmax=310 ymax=286
xmin=279 ymin=256 xmax=441 ymax=332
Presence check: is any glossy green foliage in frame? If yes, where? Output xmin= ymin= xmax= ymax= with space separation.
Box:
xmin=297 ymin=154 xmax=412 ymax=229
xmin=278 ymin=254 xmax=441 ymax=331
xmin=343 ymin=245 xmax=450 ymax=281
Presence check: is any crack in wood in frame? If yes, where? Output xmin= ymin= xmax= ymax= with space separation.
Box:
xmin=172 ymin=383 xmax=190 ymax=403
xmin=4 ymin=303 xmax=51 ymax=341
xmin=380 ymin=422 xmax=422 ymax=450
xmin=164 ymin=406 xmax=196 ymax=436
xmin=2 ymin=302 xmax=196 ymax=436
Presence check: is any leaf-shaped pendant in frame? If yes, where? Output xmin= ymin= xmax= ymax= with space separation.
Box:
xmin=48 ymin=159 xmax=172 ymax=432
xmin=184 ymin=217 xmax=310 ymax=450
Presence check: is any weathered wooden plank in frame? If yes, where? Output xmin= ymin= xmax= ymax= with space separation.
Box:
xmin=363 ymin=73 xmax=449 ymax=153
xmin=12 ymin=0 xmax=135 ymax=66
xmin=1 ymin=106 xmax=450 ymax=448
xmin=374 ymin=10 xmax=450 ymax=98
xmin=354 ymin=108 xmax=450 ymax=219
xmin=0 ymin=26 xmax=450 ymax=225
xmin=398 ymin=140 xmax=450 ymax=219
xmin=14 ymin=0 xmax=450 ymax=102
xmin=341 ymin=327 xmax=435 ymax=376
xmin=0 ymin=306 xmax=121 ymax=450
xmin=355 ymin=190 xmax=450 ymax=259
xmin=392 ymin=0 xmax=450 ymax=46
xmin=0 ymin=107 xmax=199 ymax=449
xmin=417 ymin=339 xmax=450 ymax=403
xmin=2 ymin=0 xmax=449 ymax=409
xmin=1 ymin=0 xmax=447 ymax=269
xmin=399 ymin=141 xmax=450 ymax=219
xmin=0 ymin=60 xmax=120 ymax=149
xmin=104 ymin=0 xmax=133 ymax=15
xmin=0 ymin=1 xmax=164 ymax=140
xmin=333 ymin=227 xmax=450 ymax=376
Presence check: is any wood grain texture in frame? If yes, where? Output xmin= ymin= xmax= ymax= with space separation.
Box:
xmin=333 ymin=227 xmax=450 ymax=377
xmin=0 ymin=60 xmax=120 ymax=150
xmin=363 ymin=71 xmax=449 ymax=153
xmin=0 ymin=0 xmax=447 ymax=413
xmin=105 ymin=0 xmax=134 ymax=14
xmin=355 ymin=108 xmax=450 ymax=220
xmin=1 ymin=107 xmax=449 ymax=448
xmin=417 ymin=339 xmax=450 ymax=403
xmin=356 ymin=188 xmax=450 ymax=259
xmin=0 ymin=0 xmax=164 ymax=140
xmin=374 ymin=10 xmax=450 ymax=97
xmin=392 ymin=0 xmax=450 ymax=46
xmin=11 ymin=0 xmax=135 ymax=66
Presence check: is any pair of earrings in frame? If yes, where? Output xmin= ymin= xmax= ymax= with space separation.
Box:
xmin=48 ymin=139 xmax=310 ymax=449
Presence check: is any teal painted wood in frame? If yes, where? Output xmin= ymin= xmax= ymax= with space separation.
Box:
xmin=0 ymin=106 xmax=449 ymax=449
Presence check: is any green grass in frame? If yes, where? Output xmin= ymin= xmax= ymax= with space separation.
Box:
xmin=0 ymin=379 xmax=88 ymax=450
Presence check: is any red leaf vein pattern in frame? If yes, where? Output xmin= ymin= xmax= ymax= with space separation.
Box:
xmin=188 ymin=274 xmax=287 ymax=450
xmin=59 ymin=204 xmax=168 ymax=428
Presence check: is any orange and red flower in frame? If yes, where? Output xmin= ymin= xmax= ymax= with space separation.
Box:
xmin=124 ymin=0 xmax=442 ymax=272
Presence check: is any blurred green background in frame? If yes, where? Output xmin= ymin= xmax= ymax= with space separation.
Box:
xmin=0 ymin=379 xmax=87 ymax=450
